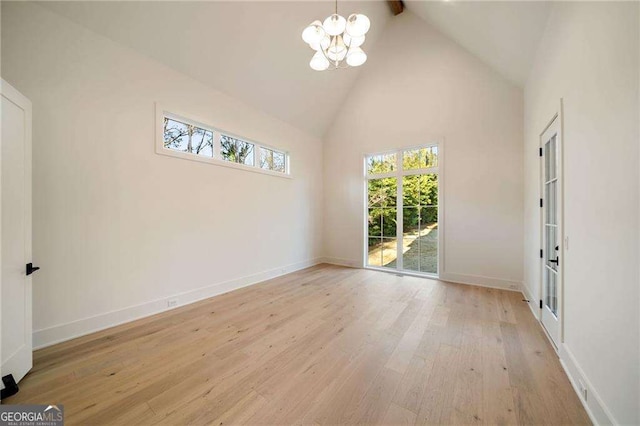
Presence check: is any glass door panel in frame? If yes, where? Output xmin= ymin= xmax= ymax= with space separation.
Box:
xmin=419 ymin=207 xmax=438 ymax=274
xmin=367 ymin=177 xmax=397 ymax=269
xmin=402 ymin=205 xmax=420 ymax=272
xmin=401 ymin=174 xmax=438 ymax=275
xmin=543 ymin=135 xmax=559 ymax=318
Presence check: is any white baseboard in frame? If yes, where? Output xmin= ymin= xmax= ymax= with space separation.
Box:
xmin=558 ymin=344 xmax=617 ymax=425
xmin=519 ymin=286 xmax=617 ymax=425
xmin=320 ymin=260 xmax=523 ymax=293
xmin=440 ymin=271 xmax=522 ymax=292
xmin=521 ymin=282 xmax=540 ymax=320
xmin=33 ymin=257 xmax=323 ymax=350
xmin=320 ymin=256 xmax=361 ymax=268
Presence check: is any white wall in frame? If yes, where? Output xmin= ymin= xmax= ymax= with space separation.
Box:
xmin=1 ymin=2 xmax=324 ymax=348
xmin=523 ymin=2 xmax=639 ymax=424
xmin=323 ymin=11 xmax=524 ymax=289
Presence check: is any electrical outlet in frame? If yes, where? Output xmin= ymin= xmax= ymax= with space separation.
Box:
xmin=167 ymin=299 xmax=178 ymax=308
xmin=578 ymin=379 xmax=587 ymax=401
xmin=509 ymin=284 xmax=518 ymax=290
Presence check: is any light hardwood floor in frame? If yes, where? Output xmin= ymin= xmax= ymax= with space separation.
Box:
xmin=5 ymin=264 xmax=590 ymax=425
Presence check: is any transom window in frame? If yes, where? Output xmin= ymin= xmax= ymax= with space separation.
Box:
xmin=220 ymin=135 xmax=255 ymax=166
xmin=163 ymin=117 xmax=214 ymax=158
xmin=157 ymin=108 xmax=290 ymax=177
xmin=259 ymin=147 xmax=287 ymax=173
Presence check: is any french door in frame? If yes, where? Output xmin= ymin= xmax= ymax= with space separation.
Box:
xmin=540 ymin=115 xmax=562 ymax=347
xmin=365 ymin=146 xmax=439 ymax=276
xmin=1 ymin=80 xmax=34 ymax=394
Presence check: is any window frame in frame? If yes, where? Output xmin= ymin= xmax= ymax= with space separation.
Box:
xmin=363 ymin=142 xmax=444 ymax=278
xmin=155 ymin=103 xmax=291 ymax=178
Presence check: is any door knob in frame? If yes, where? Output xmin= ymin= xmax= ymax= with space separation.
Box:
xmin=26 ymin=263 xmax=40 ymax=276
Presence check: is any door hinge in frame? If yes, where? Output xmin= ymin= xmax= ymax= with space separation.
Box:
xmin=539 ymin=147 xmax=543 ymax=157
xmin=539 ymin=198 xmax=543 ymax=208
xmin=540 ymin=249 xmax=543 ymax=259
xmin=26 ymin=263 xmax=40 ymax=276
xmin=1 ymin=374 xmax=19 ymax=399
xmin=540 ymin=300 xmax=543 ymax=309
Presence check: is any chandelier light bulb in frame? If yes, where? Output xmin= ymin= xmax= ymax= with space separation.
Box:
xmin=327 ymin=35 xmax=346 ymax=55
xmin=302 ymin=20 xmax=325 ymax=44
xmin=310 ymin=51 xmax=330 ymax=71
xmin=323 ymin=14 xmax=347 ymax=36
xmin=326 ymin=35 xmax=347 ymax=61
xmin=346 ymin=47 xmax=367 ymax=67
xmin=343 ymin=33 xmax=365 ymax=48
xmin=310 ymin=35 xmax=331 ymax=51
xmin=346 ymin=14 xmax=370 ymax=37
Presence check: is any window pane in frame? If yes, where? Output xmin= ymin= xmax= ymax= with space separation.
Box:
xmin=163 ymin=117 xmax=213 ymax=158
xmin=545 ymin=181 xmax=557 ymax=225
xmin=403 ymin=146 xmax=438 ymax=170
xmin=273 ymin=151 xmax=286 ymax=172
xmin=240 ymin=141 xmax=254 ymax=166
xmin=426 ymin=146 xmax=438 ymax=168
xmin=551 ymin=270 xmax=558 ymax=316
xmin=402 ymin=175 xmax=420 ymax=207
xmin=367 ymin=178 xmax=397 ymax=207
xmin=403 ymin=206 xmax=420 ymax=236
xmin=419 ymin=174 xmax=438 ymax=206
xmin=221 ymin=135 xmax=254 ymax=165
xmin=367 ymin=153 xmax=396 ymax=174
xmin=419 ymin=233 xmax=438 ymax=274
xmin=382 ymin=238 xmax=398 ymax=267
xmin=368 ymin=208 xmax=382 ymax=237
xmin=382 ymin=208 xmax=397 ymax=238
xmin=368 ymin=238 xmax=383 ymax=267
xmin=549 ymin=136 xmax=556 ymax=180
xmin=259 ymin=147 xmax=286 ymax=173
xmin=419 ymin=209 xmax=438 ymax=274
xmin=402 ymin=237 xmax=420 ymax=272
xmin=404 ymin=174 xmax=437 ymax=206
xmin=422 ymin=206 xmax=438 ymax=227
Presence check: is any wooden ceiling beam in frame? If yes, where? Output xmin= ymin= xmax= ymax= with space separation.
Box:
xmin=387 ymin=0 xmax=404 ymax=16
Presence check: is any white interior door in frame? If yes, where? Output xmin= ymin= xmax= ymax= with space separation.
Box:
xmin=1 ymin=80 xmax=34 ymax=392
xmin=540 ymin=115 xmax=562 ymax=347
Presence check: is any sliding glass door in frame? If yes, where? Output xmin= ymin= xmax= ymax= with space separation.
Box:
xmin=366 ymin=146 xmax=439 ymax=276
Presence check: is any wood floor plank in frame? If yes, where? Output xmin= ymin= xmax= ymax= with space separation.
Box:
xmin=481 ymin=320 xmax=519 ymax=425
xmin=4 ymin=265 xmax=590 ymax=426
xmin=415 ymin=343 xmax=462 ymax=425
xmin=382 ymin=402 xmax=418 ymax=425
xmin=500 ymin=321 xmax=552 ymax=425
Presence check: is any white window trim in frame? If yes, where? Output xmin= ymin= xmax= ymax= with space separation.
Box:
xmin=155 ymin=103 xmax=292 ymax=179
xmin=363 ymin=141 xmax=444 ymax=278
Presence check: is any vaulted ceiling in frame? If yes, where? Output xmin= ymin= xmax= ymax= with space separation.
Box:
xmin=38 ymin=1 xmax=393 ymax=138
xmin=38 ymin=1 xmax=551 ymax=138
xmin=406 ymin=0 xmax=552 ymax=86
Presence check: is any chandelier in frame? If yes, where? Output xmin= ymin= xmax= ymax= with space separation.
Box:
xmin=301 ymin=0 xmax=370 ymax=71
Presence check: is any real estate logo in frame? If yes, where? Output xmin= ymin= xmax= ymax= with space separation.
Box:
xmin=0 ymin=404 xmax=64 ymax=426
